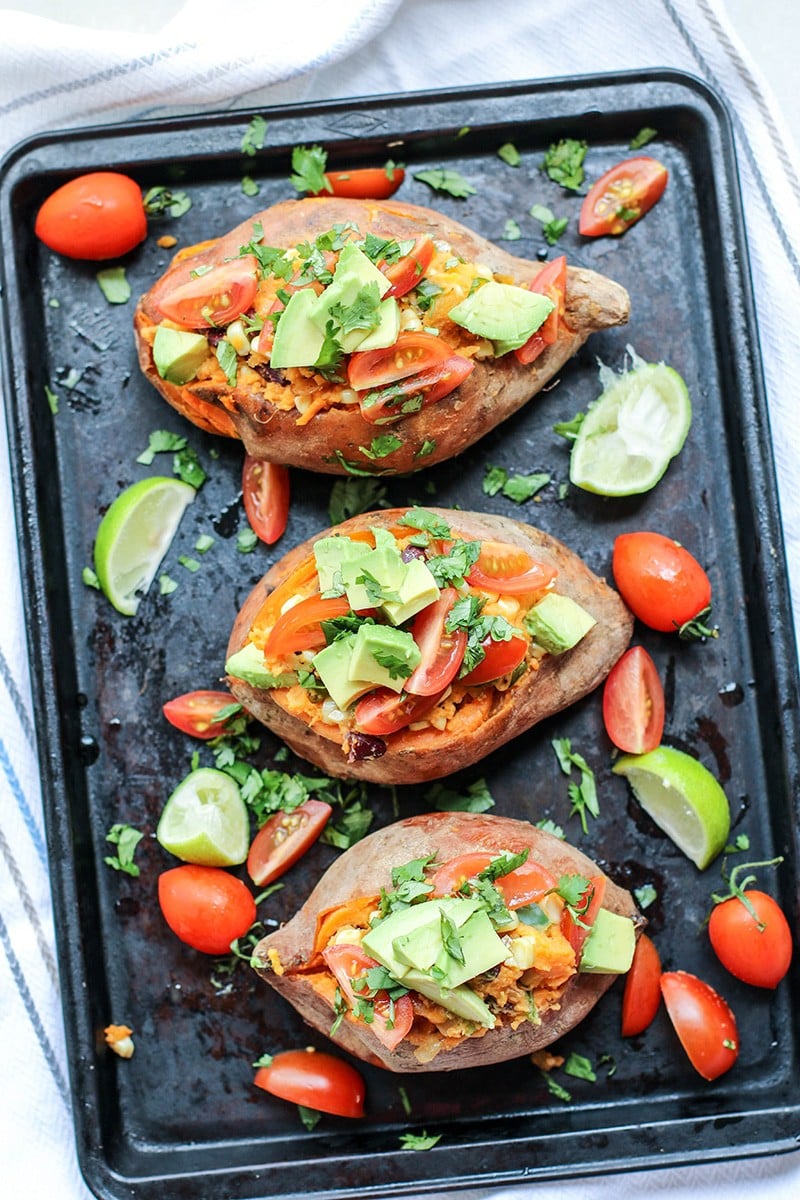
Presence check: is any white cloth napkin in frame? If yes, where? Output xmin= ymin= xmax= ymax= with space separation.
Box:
xmin=1 ymin=1 xmax=798 ymax=1197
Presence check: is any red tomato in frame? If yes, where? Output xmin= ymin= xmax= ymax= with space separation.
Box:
xmin=602 ymin=646 xmax=665 ymax=754
xmin=579 ymin=157 xmax=669 ymax=237
xmin=612 ymin=532 xmax=713 ymax=635
xmin=254 ymin=1048 xmax=365 ymax=1118
xmin=660 ymin=971 xmax=739 ymax=1081
xmin=318 ymin=165 xmax=405 ymax=200
xmin=162 ymin=690 xmax=237 ymax=739
xmin=347 ymin=332 xmax=451 ymax=390
xmin=431 ymin=854 xmax=557 ymax=908
xmin=357 ymin=356 xmax=474 ymax=423
xmin=247 ymin=799 xmax=332 ymax=887
xmin=265 ymin=594 xmax=354 ymax=657
xmin=34 ymin=171 xmax=147 ymax=260
xmin=156 ymin=255 xmax=260 ymax=327
xmin=621 ymin=933 xmax=662 ymax=1036
xmin=242 ymin=457 xmax=290 ymax=545
xmin=381 ymin=236 xmax=435 ymax=299
xmin=515 ymin=256 xmax=567 ymax=365
xmin=158 ymin=865 xmax=256 ymax=955
xmin=354 ymin=687 xmax=445 ymax=736
xmin=708 ymin=889 xmax=792 ymax=989
xmin=560 ymin=875 xmax=606 ymax=957
xmin=322 ymin=944 xmax=414 ymax=1051
xmin=466 ymin=541 xmax=557 ymax=596
xmin=404 ymin=589 xmax=467 ymax=696
xmin=460 ymin=632 xmax=528 ymax=685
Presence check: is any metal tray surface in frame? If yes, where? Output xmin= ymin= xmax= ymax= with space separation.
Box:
xmin=1 ymin=72 xmax=798 ymax=1200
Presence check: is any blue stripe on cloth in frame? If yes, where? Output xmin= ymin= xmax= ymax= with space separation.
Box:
xmin=0 ymin=735 xmax=47 ymax=870
xmin=0 ymin=908 xmax=70 ymax=1103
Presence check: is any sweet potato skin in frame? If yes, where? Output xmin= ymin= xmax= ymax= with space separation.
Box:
xmin=134 ymin=197 xmax=630 ymax=473
xmin=225 ymin=508 xmax=633 ymax=784
xmin=253 ymin=811 xmax=642 ymax=1072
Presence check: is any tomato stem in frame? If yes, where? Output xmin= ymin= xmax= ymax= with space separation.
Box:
xmin=677 ymin=606 xmax=718 ymax=641
xmin=711 ymin=856 xmax=784 ymax=929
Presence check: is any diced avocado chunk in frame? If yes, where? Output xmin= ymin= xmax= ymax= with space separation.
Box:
xmin=392 ymin=912 xmax=443 ymax=972
xmin=341 ymin=545 xmax=406 ymax=612
xmin=313 ymin=536 xmax=367 ymax=594
xmin=381 ymin=556 xmax=440 ymax=626
xmin=309 ymin=242 xmax=392 ymax=352
xmin=225 ymin=642 xmax=278 ymax=688
xmin=353 ymin=296 xmax=400 ymax=351
xmin=431 ymin=909 xmax=508 ymax=989
xmin=311 ymin=635 xmax=373 ymax=711
xmin=524 ymin=592 xmax=596 ymax=654
xmin=270 ymin=288 xmax=326 ymax=369
xmin=578 ymin=908 xmax=636 ymax=974
xmin=153 ymin=326 xmax=210 ymax=385
xmin=448 ymin=281 xmax=555 ymax=352
xmin=401 ymin=969 xmax=496 ymax=1028
xmin=348 ymin=624 xmax=421 ymax=693
xmin=361 ymin=900 xmax=449 ymax=979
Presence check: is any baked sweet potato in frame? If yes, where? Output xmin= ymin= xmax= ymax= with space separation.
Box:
xmin=134 ymin=197 xmax=630 ymax=474
xmin=253 ymin=811 xmax=642 ymax=1072
xmin=225 ymin=507 xmax=633 ymax=783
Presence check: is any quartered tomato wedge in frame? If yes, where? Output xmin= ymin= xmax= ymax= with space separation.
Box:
xmin=404 ymin=588 xmax=467 ymax=696
xmin=660 ymin=970 xmax=738 ymax=1080
xmin=431 ymin=854 xmax=557 ymax=908
xmin=322 ymin=944 xmax=414 ymax=1052
xmin=354 ymin=687 xmax=445 ymax=736
xmin=347 ymin=332 xmax=451 ymax=390
xmin=162 ymin=690 xmax=237 ymax=739
xmin=265 ymin=594 xmax=355 ymax=657
xmin=579 ymin=157 xmax=668 ymax=237
xmin=254 ymin=1049 xmax=365 ymax=1118
xmin=357 ymin=356 xmax=474 ymax=424
xmin=157 ymin=255 xmax=260 ymax=327
xmin=515 ymin=256 xmax=568 ymax=365
xmin=621 ymin=933 xmax=662 ymax=1036
xmin=247 ymin=799 xmax=332 ymax=886
xmin=242 ymin=457 xmax=290 ymax=545
xmin=560 ymin=875 xmax=607 ymax=957
xmin=602 ymin=646 xmax=665 ymax=755
xmin=466 ymin=541 xmax=557 ymax=596
xmin=381 ymin=236 xmax=435 ymax=298
xmin=320 ymin=165 xmax=405 ymax=200
xmin=460 ymin=632 xmax=528 ymax=685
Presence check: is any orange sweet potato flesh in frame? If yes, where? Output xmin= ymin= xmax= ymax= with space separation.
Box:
xmin=134 ymin=197 xmax=630 ymax=473
xmin=225 ymin=507 xmax=633 ymax=784
xmin=252 ymin=811 xmax=642 ymax=1072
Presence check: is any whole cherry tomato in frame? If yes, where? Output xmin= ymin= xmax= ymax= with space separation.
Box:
xmin=612 ymin=532 xmax=714 ymax=638
xmin=660 ymin=970 xmax=739 ymax=1080
xmin=708 ymin=860 xmax=792 ymax=988
xmin=35 ymin=171 xmax=147 ymax=260
xmin=157 ymin=865 xmax=256 ymax=955
xmin=621 ymin=933 xmax=662 ymax=1036
xmin=254 ymin=1048 xmax=365 ymax=1118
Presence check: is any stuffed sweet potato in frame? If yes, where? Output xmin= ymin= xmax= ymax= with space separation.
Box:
xmin=253 ymin=810 xmax=642 ymax=1072
xmin=134 ymin=197 xmax=630 ymax=474
xmin=225 ymin=507 xmax=633 ymax=783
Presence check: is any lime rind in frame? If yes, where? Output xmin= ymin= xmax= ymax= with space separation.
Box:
xmin=569 ymin=348 xmax=692 ymax=497
xmin=612 ymin=745 xmax=730 ymax=870
xmin=157 ymin=767 xmax=249 ymax=867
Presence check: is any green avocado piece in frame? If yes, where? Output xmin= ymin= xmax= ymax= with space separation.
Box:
xmin=448 ymin=280 xmax=554 ymax=351
xmin=311 ymin=634 xmax=374 ymax=711
xmin=381 ymin=556 xmax=440 ymax=626
xmin=153 ymin=325 xmax=210 ymax=385
xmin=400 ymin=970 xmax=496 ymax=1028
xmin=269 ymin=288 xmax=326 ymax=369
xmin=578 ymin=908 xmax=636 ymax=974
xmin=225 ymin=642 xmax=276 ymax=688
xmin=313 ymin=536 xmax=367 ymax=594
xmin=309 ymin=242 xmax=392 ymax=353
xmin=340 ymin=544 xmax=406 ymax=612
xmin=361 ymin=900 xmax=448 ymax=979
xmin=524 ymin=592 xmax=597 ymax=654
xmin=430 ymin=909 xmax=508 ymax=989
xmin=348 ymin=624 xmax=421 ymax=693
xmin=353 ymin=296 xmax=400 ymax=352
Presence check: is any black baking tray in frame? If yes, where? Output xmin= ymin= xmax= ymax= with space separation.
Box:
xmin=1 ymin=71 xmax=799 ymax=1200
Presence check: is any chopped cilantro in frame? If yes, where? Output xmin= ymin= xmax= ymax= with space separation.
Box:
xmin=551 ymin=738 xmax=599 ymax=834
xmin=413 ymin=278 xmax=443 ymax=311
xmin=137 ymin=429 xmax=187 ymax=465
xmin=241 ymin=115 xmax=268 ymax=158
xmin=479 ymin=849 xmax=529 ymax=883
xmin=241 ymin=175 xmax=259 ymax=197
xmin=425 ymin=777 xmax=495 ymax=813
xmin=497 ymin=142 xmax=521 ymax=167
xmin=542 ymin=138 xmax=588 ymax=191
xmin=236 ymin=527 xmax=258 ymax=553
xmin=297 ymin=1105 xmax=322 ymax=1130
xmin=82 ymin=566 xmax=100 ymax=590
xmin=358 ymin=434 xmax=403 ymax=460
xmin=529 ymin=203 xmax=569 ymax=245
xmin=427 ymin=539 xmax=481 ymax=587
xmin=634 ymin=883 xmax=658 ymax=910
xmin=45 ymin=384 xmax=59 ymax=414
xmin=398 ymin=1085 xmax=412 ymax=1116
xmin=564 ymin=1052 xmax=597 ymax=1082
xmin=399 ymin=1131 xmax=442 ymax=1150
xmin=173 ymin=446 xmax=206 ymax=489
xmin=483 ymin=465 xmax=508 ymax=497
xmin=553 ymin=411 xmax=585 ymax=441
xmin=159 ymin=574 xmax=178 ymax=595
xmin=535 ymin=817 xmax=565 ymax=840
xmin=328 ymin=477 xmax=387 ymax=524
xmin=328 ymin=282 xmax=382 ymax=336
xmin=178 ymin=555 xmax=200 ymax=573
xmin=96 ymin=267 xmax=130 ymax=305
xmin=320 ymin=786 xmax=374 ymax=849
xmin=413 ymin=168 xmax=477 ymax=198
xmin=630 ymin=126 xmax=657 ymax=150
xmin=396 ymin=507 xmax=451 ymax=538
xmin=215 ymin=340 xmax=238 ymax=387
xmin=502 ymin=218 xmax=522 ymax=241
xmin=104 ymin=824 xmax=143 ymax=877
xmin=503 ymin=472 xmax=550 ymax=502
xmin=143 ymin=187 xmax=192 ymax=218
xmin=540 ymin=1070 xmax=572 ymax=1103
xmin=414 ymin=439 xmax=437 ymax=459
xmin=290 ymin=144 xmax=330 ymax=194
xmin=724 ymin=833 xmax=751 ymax=854
xmin=194 ymin=533 xmax=215 ymax=554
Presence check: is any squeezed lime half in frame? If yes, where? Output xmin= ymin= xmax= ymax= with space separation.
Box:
xmin=156 ymin=767 xmax=249 ymax=867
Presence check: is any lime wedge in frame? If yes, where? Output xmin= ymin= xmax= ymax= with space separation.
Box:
xmin=569 ymin=349 xmax=691 ymax=496
xmin=612 ymin=745 xmax=730 ymax=870
xmin=156 ymin=768 xmax=249 ymax=866
xmin=94 ymin=477 xmax=195 ymax=615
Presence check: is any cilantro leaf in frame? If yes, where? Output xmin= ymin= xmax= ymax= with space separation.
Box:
xmin=328 ymin=281 xmax=382 ymax=336
xmin=426 ymin=539 xmax=481 ymax=587
xmin=551 ymin=738 xmax=599 ymax=834
xmin=413 ymin=168 xmax=477 ymax=198
xmin=96 ymin=267 xmax=130 ymax=305
xmin=483 ymin=465 xmax=508 ymax=497
xmin=173 ymin=446 xmax=206 ymax=489
xmin=241 ymin=115 xmax=268 ymax=157
xmin=104 ymin=824 xmax=143 ymax=878
xmin=630 ymin=126 xmax=657 ymax=150
xmin=634 ymin=883 xmax=658 ymax=909
xmin=137 ymin=429 xmax=188 ymax=465
xmin=425 ymin=777 xmax=495 ymax=813
xmin=143 ymin=187 xmax=192 ymax=218
xmin=535 ymin=818 xmax=565 ymax=840
xmin=540 ymin=1070 xmax=572 ymax=1102
xmin=290 ymin=145 xmax=330 ymax=194
xmin=542 ymin=139 xmax=588 ymax=192
xmin=396 ymin=507 xmax=452 ymax=539
xmin=503 ymin=472 xmax=550 ymax=502
xmin=553 ymin=411 xmax=585 ymax=441
xmin=399 ymin=1131 xmax=442 ymax=1150
xmin=215 ymin=340 xmax=238 ymax=387
xmin=328 ymin=477 xmax=387 ymax=525
xmin=502 ymin=218 xmax=522 ymax=241
xmin=497 ymin=142 xmax=521 ymax=167
xmin=358 ymin=434 xmax=404 ymax=461
xmin=564 ymin=1052 xmax=597 ymax=1082
xmin=479 ymin=848 xmax=529 ymax=883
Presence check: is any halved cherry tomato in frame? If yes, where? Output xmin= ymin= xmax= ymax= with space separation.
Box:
xmin=466 ymin=541 xmax=557 ymax=596
xmin=156 ymin=255 xmax=260 ymax=327
xmin=579 ymin=157 xmax=668 ymax=237
xmin=322 ymin=944 xmax=414 ymax=1052
xmin=460 ymin=632 xmax=528 ymax=685
xmin=348 ymin=332 xmax=451 ymax=390
xmin=357 ymin=355 xmax=474 ymax=424
xmin=612 ymin=532 xmax=712 ymax=635
xmin=381 ymin=236 xmax=435 ymax=299
xmin=317 ymin=165 xmax=405 ymax=200
xmin=242 ymin=457 xmax=290 ymax=545
xmin=247 ymin=799 xmax=332 ymax=887
xmin=602 ymin=646 xmax=665 ymax=755
xmin=254 ymin=1048 xmax=365 ymax=1118
xmin=265 ymin=595 xmax=355 ymax=657
xmin=431 ymin=854 xmax=557 ymax=909
xmin=660 ymin=970 xmax=738 ymax=1081
xmin=157 ymin=865 xmax=256 ymax=955
xmin=560 ymin=875 xmax=606 ymax=958
xmin=708 ymin=887 xmax=792 ymax=989
xmin=621 ymin=933 xmax=662 ymax=1036
xmin=404 ymin=588 xmax=467 ymax=696
xmin=354 ymin=687 xmax=445 ymax=736
xmin=162 ymin=690 xmax=237 ymax=739
xmin=35 ymin=171 xmax=147 ymax=260
xmin=515 ymin=256 xmax=567 ymax=365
